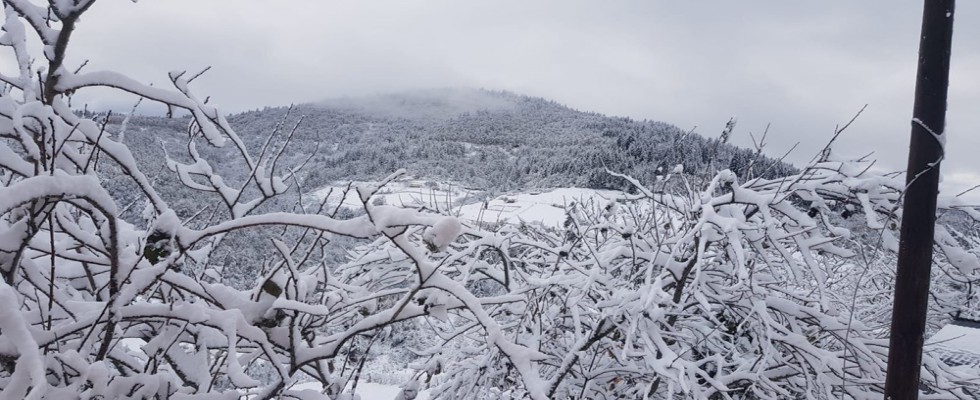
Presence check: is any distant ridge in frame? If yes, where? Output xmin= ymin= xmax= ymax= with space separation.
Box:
xmin=117 ymin=88 xmax=797 ymax=199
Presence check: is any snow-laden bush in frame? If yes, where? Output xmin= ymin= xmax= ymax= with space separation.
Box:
xmin=374 ymin=161 xmax=979 ymax=399
xmin=0 ymin=2 xmax=497 ymax=399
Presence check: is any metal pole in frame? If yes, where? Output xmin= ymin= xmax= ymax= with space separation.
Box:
xmin=884 ymin=1 xmax=955 ymax=399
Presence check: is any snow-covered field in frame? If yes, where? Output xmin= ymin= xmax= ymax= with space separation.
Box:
xmin=455 ymin=187 xmax=622 ymax=227
xmin=290 ymin=381 xmax=430 ymax=400
xmin=311 ymin=179 xmax=623 ymax=228
xmin=310 ymin=179 xmax=479 ymax=215
xmin=928 ymin=323 xmax=980 ymax=357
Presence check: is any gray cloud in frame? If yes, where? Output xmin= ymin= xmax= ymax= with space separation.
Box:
xmin=11 ymin=1 xmax=979 ymax=200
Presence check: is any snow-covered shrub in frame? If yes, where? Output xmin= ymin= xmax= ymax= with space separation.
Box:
xmin=399 ymin=160 xmax=980 ymax=399
xmin=0 ymin=2 xmax=508 ymax=399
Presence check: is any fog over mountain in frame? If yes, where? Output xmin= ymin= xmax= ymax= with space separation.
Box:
xmin=51 ymin=1 xmax=980 ymax=204
xmin=108 ymin=88 xmax=795 ymax=213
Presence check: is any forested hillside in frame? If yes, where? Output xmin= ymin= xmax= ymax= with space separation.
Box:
xmin=111 ymin=88 xmax=795 ymax=200
xmin=88 ymin=89 xmax=800 ymax=292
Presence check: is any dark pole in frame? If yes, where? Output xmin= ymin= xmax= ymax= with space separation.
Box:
xmin=884 ymin=1 xmax=955 ymax=399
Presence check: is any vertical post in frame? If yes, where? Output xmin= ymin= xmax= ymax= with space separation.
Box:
xmin=884 ymin=1 xmax=955 ymax=399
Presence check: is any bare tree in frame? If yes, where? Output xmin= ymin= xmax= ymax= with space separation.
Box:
xmin=0 ymin=2 xmax=543 ymax=398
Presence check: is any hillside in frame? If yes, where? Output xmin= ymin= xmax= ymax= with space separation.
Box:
xmin=92 ymin=89 xmax=801 ymax=289
xmin=110 ymin=88 xmax=796 ymax=209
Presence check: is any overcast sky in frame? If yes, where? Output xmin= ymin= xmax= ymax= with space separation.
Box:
xmin=23 ymin=1 xmax=980 ymax=201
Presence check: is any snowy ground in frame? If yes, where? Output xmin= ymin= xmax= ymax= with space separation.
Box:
xmin=290 ymin=381 xmax=430 ymax=400
xmin=927 ymin=322 xmax=980 ymax=367
xmin=310 ymin=179 xmax=479 ymax=215
xmin=310 ymin=179 xmax=623 ymax=229
xmin=928 ymin=323 xmax=980 ymax=354
xmin=455 ymin=187 xmax=622 ymax=228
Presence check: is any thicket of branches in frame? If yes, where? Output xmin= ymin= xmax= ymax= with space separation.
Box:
xmin=1 ymin=2 xmax=978 ymax=400
xmin=406 ymin=156 xmax=980 ymax=399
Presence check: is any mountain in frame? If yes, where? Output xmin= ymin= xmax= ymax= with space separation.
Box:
xmin=101 ymin=88 xmax=796 ymax=219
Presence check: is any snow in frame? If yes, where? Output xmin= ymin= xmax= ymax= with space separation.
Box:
xmin=289 ymin=381 xmax=430 ymax=400
xmin=0 ymin=283 xmax=45 ymax=400
xmin=311 ymin=179 xmax=477 ymax=212
xmin=152 ymin=209 xmax=180 ymax=235
xmin=456 ymin=187 xmax=622 ymax=228
xmin=0 ymin=173 xmax=117 ymax=216
xmin=177 ymin=212 xmax=379 ymax=248
xmin=928 ymin=323 xmax=980 ymax=355
xmin=422 ymin=216 xmax=463 ymax=251
xmin=912 ymin=117 xmax=946 ymax=150
xmin=312 ymin=179 xmax=623 ymax=229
